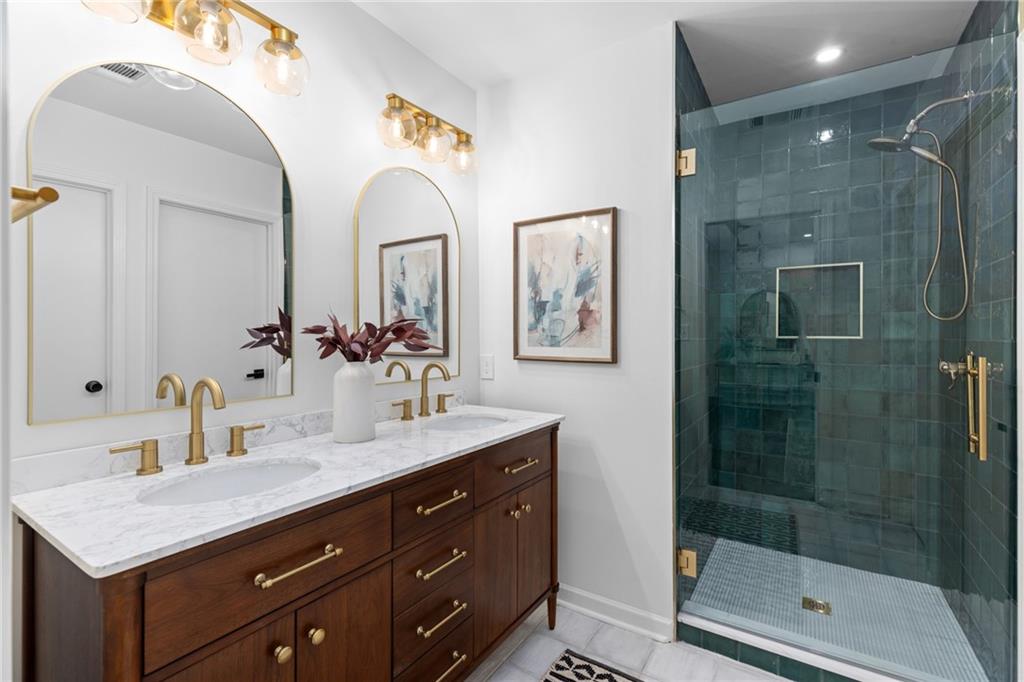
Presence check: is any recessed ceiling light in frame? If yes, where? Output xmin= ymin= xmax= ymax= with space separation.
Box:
xmin=816 ymin=46 xmax=842 ymax=64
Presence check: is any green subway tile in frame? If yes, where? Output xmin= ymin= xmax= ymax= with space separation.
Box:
xmin=738 ymin=643 xmax=780 ymax=674
xmin=701 ymin=631 xmax=738 ymax=658
xmin=780 ymin=657 xmax=824 ymax=682
xmin=678 ymin=623 xmax=702 ymax=646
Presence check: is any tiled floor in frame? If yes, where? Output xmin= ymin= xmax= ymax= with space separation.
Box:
xmin=467 ymin=605 xmax=784 ymax=681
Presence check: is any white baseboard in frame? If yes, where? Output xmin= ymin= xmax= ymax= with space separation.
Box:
xmin=558 ymin=583 xmax=674 ymax=643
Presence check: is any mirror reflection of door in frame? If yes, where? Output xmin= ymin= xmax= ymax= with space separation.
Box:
xmin=28 ymin=63 xmax=292 ymax=423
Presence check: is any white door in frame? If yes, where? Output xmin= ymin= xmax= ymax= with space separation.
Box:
xmin=32 ymin=179 xmax=111 ymax=422
xmin=154 ymin=201 xmax=276 ymax=404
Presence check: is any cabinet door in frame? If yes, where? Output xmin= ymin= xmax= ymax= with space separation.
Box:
xmin=473 ymin=493 xmax=518 ymax=656
xmin=517 ymin=477 xmax=552 ymax=614
xmin=296 ymin=564 xmax=391 ymax=682
xmin=164 ymin=614 xmax=294 ymax=682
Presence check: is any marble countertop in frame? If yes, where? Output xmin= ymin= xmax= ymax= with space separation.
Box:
xmin=13 ymin=405 xmax=563 ymax=579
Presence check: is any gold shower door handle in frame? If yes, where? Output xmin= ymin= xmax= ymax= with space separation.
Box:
xmin=966 ymin=352 xmax=988 ymax=462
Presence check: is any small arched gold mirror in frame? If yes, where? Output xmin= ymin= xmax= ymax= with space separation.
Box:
xmin=353 ymin=168 xmax=461 ymax=384
xmin=28 ymin=62 xmax=293 ymax=424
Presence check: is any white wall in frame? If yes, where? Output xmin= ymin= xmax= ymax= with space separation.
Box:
xmin=477 ymin=24 xmax=677 ymax=638
xmin=6 ymin=0 xmax=479 ymax=458
xmin=1 ymin=2 xmax=13 ymax=678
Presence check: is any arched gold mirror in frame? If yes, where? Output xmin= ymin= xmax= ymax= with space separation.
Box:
xmin=353 ymin=167 xmax=460 ymax=385
xmin=27 ymin=62 xmax=293 ymax=424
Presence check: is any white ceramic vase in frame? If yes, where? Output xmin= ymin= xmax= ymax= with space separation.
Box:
xmin=276 ymin=358 xmax=292 ymax=396
xmin=332 ymin=361 xmax=375 ymax=443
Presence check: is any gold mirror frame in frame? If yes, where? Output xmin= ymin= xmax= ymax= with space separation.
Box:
xmin=25 ymin=61 xmax=295 ymax=425
xmin=352 ymin=167 xmax=461 ymax=385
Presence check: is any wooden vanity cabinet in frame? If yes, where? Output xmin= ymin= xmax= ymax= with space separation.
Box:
xmin=20 ymin=425 xmax=558 ymax=682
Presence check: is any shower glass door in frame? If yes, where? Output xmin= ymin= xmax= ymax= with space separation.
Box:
xmin=675 ymin=10 xmax=1017 ymax=682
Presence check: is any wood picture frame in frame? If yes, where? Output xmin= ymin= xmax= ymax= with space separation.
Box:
xmin=379 ymin=233 xmax=449 ymax=357
xmin=513 ymin=207 xmax=617 ymax=363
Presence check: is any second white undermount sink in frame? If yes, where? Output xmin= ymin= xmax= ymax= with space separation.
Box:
xmin=424 ymin=414 xmax=508 ymax=432
xmin=138 ymin=459 xmax=321 ymax=506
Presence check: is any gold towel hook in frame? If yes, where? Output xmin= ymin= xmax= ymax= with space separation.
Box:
xmin=10 ymin=186 xmax=59 ymax=223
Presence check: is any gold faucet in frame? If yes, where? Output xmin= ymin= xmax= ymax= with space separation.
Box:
xmin=419 ymin=362 xmax=451 ymax=417
xmin=155 ymin=372 xmax=186 ymax=406
xmin=385 ymin=360 xmax=412 ymax=381
xmin=187 ymin=377 xmax=226 ymax=465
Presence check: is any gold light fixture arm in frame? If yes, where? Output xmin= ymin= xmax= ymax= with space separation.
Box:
xmin=10 ymin=186 xmax=59 ymax=223
xmin=385 ymin=92 xmax=470 ymax=140
xmin=146 ymin=0 xmax=298 ymax=40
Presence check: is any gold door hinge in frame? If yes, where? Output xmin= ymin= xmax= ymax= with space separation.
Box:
xmin=677 ymin=548 xmax=697 ymax=577
xmin=676 ymin=148 xmax=696 ymax=177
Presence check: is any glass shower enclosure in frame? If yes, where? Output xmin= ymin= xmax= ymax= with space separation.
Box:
xmin=674 ymin=6 xmax=1018 ymax=681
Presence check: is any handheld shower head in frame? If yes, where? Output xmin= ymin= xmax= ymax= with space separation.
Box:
xmin=867 ymin=137 xmax=911 ymax=153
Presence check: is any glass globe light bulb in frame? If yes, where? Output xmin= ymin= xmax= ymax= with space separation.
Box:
xmin=376 ymin=97 xmax=417 ymax=149
xmin=447 ymin=133 xmax=477 ymax=175
xmin=81 ymin=0 xmax=153 ymax=23
xmin=255 ymin=29 xmax=310 ymax=96
xmin=415 ymin=117 xmax=452 ymax=163
xmin=173 ymin=0 xmax=242 ymax=65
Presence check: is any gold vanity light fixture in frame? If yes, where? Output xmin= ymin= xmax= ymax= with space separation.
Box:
xmin=81 ymin=0 xmax=310 ymax=95
xmin=10 ymin=186 xmax=59 ymax=224
xmin=377 ymin=93 xmax=476 ymax=174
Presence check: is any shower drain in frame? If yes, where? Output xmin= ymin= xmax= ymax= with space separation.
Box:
xmin=802 ymin=596 xmax=833 ymax=615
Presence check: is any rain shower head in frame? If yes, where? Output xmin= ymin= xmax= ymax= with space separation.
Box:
xmin=867 ymin=136 xmax=911 ymax=153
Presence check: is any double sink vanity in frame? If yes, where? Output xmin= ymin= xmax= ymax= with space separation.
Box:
xmin=14 ymin=405 xmax=563 ymax=681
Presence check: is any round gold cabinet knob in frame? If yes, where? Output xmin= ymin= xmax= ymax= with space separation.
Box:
xmin=307 ymin=627 xmax=327 ymax=646
xmin=273 ymin=644 xmax=293 ymax=664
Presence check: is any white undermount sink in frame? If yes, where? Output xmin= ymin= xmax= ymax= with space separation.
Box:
xmin=138 ymin=459 xmax=320 ymax=506
xmin=424 ymin=414 xmax=508 ymax=432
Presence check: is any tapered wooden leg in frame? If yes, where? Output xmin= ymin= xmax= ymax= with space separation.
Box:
xmin=547 ymin=591 xmax=557 ymax=629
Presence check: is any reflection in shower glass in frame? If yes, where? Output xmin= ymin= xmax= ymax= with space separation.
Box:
xmin=674 ymin=4 xmax=1017 ymax=681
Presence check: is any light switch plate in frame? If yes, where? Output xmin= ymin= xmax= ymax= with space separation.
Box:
xmin=480 ymin=354 xmax=495 ymax=380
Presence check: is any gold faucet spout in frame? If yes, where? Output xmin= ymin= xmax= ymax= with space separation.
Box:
xmin=385 ymin=360 xmax=412 ymax=382
xmin=187 ymin=377 xmax=226 ymax=465
xmin=419 ymin=362 xmax=451 ymax=417
xmin=156 ymin=372 xmax=186 ymax=406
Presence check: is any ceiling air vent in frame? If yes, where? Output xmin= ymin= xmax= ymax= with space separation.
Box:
xmin=749 ymin=116 xmax=764 ymax=129
xmin=96 ymin=62 xmax=148 ymax=85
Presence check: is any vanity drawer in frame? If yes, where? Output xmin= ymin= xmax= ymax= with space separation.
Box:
xmin=393 ymin=464 xmax=474 ymax=547
xmin=393 ymin=519 xmax=474 ymax=614
xmin=394 ymin=618 xmax=473 ymax=682
xmin=144 ymin=494 xmax=392 ymax=673
xmin=393 ymin=569 xmax=474 ymax=674
xmin=474 ymin=429 xmax=551 ymax=504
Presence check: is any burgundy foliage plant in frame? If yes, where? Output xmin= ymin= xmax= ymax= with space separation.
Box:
xmin=302 ymin=315 xmax=434 ymax=363
xmin=241 ymin=308 xmax=292 ymax=360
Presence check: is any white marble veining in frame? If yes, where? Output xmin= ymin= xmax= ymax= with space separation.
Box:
xmin=13 ymin=404 xmax=561 ymax=579
xmin=10 ymin=390 xmax=465 ymax=495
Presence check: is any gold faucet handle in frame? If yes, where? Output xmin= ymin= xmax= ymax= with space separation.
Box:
xmin=227 ymin=423 xmax=265 ymax=457
xmin=110 ymin=439 xmax=162 ymax=476
xmin=436 ymin=393 xmax=455 ymax=414
xmin=392 ymin=399 xmax=415 ymax=422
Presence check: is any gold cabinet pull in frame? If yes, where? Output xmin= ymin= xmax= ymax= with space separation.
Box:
xmin=967 ymin=352 xmax=989 ymax=461
xmin=307 ymin=627 xmax=327 ymax=646
xmin=416 ymin=548 xmax=468 ymax=581
xmin=416 ymin=600 xmax=468 ymax=639
xmin=272 ymin=645 xmax=293 ymax=664
xmin=417 ymin=489 xmax=468 ymax=516
xmin=520 ymin=503 xmax=532 ymax=514
xmin=254 ymin=544 xmax=343 ymax=590
xmin=508 ymin=508 xmax=522 ymax=520
xmin=436 ymin=650 xmax=468 ymax=682
xmin=504 ymin=457 xmax=539 ymax=475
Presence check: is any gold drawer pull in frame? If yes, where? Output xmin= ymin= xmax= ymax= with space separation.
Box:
xmin=417 ymin=489 xmax=468 ymax=516
xmin=416 ymin=548 xmax=468 ymax=581
xmin=272 ymin=645 xmax=293 ymax=664
xmin=504 ymin=457 xmax=539 ymax=475
xmin=307 ymin=627 xmax=327 ymax=646
xmin=254 ymin=544 xmax=343 ymax=590
xmin=416 ymin=599 xmax=468 ymax=639
xmin=509 ymin=508 xmax=521 ymax=520
xmin=436 ymin=650 xmax=468 ymax=682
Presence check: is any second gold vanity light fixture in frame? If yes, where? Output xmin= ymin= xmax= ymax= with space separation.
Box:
xmin=377 ymin=94 xmax=477 ymax=175
xmin=81 ymin=0 xmax=310 ymax=96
